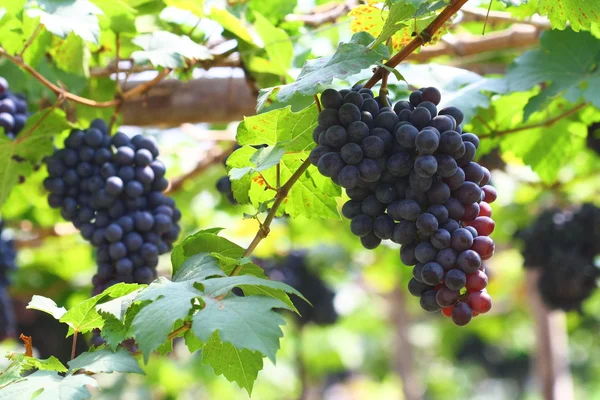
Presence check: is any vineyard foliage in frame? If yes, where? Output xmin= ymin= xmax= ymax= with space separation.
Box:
xmin=0 ymin=0 xmax=599 ymax=399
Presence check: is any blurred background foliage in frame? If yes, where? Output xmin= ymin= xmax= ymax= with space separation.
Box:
xmin=0 ymin=0 xmax=599 ymax=399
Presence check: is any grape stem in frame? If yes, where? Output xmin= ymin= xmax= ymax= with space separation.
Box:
xmin=363 ymin=0 xmax=469 ymax=89
xmin=19 ymin=23 xmax=43 ymax=57
xmin=71 ymin=332 xmax=78 ymax=360
xmin=0 ymin=47 xmax=171 ymax=108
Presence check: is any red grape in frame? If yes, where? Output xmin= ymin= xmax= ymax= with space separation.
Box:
xmin=468 ymin=290 xmax=492 ymax=313
xmin=466 ymin=270 xmax=488 ymax=292
xmin=479 ymin=201 xmax=492 ymax=217
xmin=482 ymin=185 xmax=497 ymax=203
xmin=480 ymin=167 xmax=491 ymax=186
xmin=469 ymin=217 xmax=495 ymax=236
xmin=471 ymin=236 xmax=495 ymax=260
xmin=441 ymin=306 xmax=453 ymax=317
xmin=436 ymin=287 xmax=460 ymax=307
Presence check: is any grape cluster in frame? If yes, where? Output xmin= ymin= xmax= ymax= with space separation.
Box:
xmin=259 ymin=252 xmax=338 ymax=327
xmin=215 ymin=144 xmax=241 ymax=204
xmin=0 ymin=76 xmax=29 ymax=139
xmin=0 ymin=221 xmax=17 ymax=341
xmin=43 ymin=120 xmax=181 ymax=294
xmin=587 ymin=122 xmax=600 ymax=156
xmin=310 ymin=85 xmax=497 ymax=326
xmin=519 ymin=204 xmax=600 ymax=311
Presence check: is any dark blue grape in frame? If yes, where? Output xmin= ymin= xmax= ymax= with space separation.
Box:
xmin=321 ymin=89 xmax=343 ymax=109
xmin=414 ymin=155 xmax=437 ymax=177
xmin=342 ymin=200 xmax=362 ymax=219
xmin=317 ymin=152 xmax=344 ymax=178
xmin=361 ymin=136 xmax=385 ymax=158
xmin=420 ymin=290 xmax=441 ymax=312
xmin=408 ymin=278 xmax=433 ymax=297
xmin=357 ymin=159 xmax=381 ymax=182
xmin=339 ymin=103 xmax=361 ymax=127
xmin=387 ymin=151 xmax=412 ymax=177
xmin=373 ymin=215 xmax=395 ymax=239
xmin=392 ymin=220 xmax=417 ymax=244
xmin=337 ymin=165 xmax=360 ymax=189
xmin=439 ymin=106 xmax=464 ymax=125
xmin=421 ymin=262 xmax=444 ymax=285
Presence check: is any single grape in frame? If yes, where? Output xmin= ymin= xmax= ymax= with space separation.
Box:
xmin=436 ymin=247 xmax=458 ymax=270
xmin=408 ymin=278 xmax=433 ymax=297
xmin=420 ymin=290 xmax=441 ymax=312
xmin=375 ymin=183 xmax=396 ymax=204
xmin=361 ymin=195 xmax=385 ymax=217
xmin=374 ymin=111 xmax=399 ymax=132
xmin=337 ymin=165 xmax=360 ymax=189
xmin=436 ymin=287 xmax=459 ymax=307
xmin=409 ymin=91 xmax=423 ymax=107
xmin=467 ymin=216 xmax=495 ymax=236
xmin=463 ymin=202 xmax=480 ymax=221
xmin=400 ymin=242 xmax=418 ymax=266
xmin=318 ymin=108 xmax=340 ymax=128
xmin=309 ymin=145 xmax=331 ymax=166
xmin=457 ymin=249 xmax=482 ymax=273
xmin=451 ymin=302 xmax=472 ymax=326
xmin=413 ymin=263 xmax=425 ymax=283
xmin=321 ymin=89 xmax=343 ymax=109
xmin=341 ymin=143 xmax=363 ymax=165
xmin=325 ymin=125 xmax=348 ymax=147
xmin=373 ymin=215 xmax=395 ymax=239
xmin=457 ymin=141 xmax=476 ymax=167
xmin=467 ymin=291 xmax=492 ymax=314
xmin=357 ymin=159 xmax=381 ymax=182
xmin=361 ymin=135 xmax=385 ymax=158
xmin=431 ymin=229 xmax=451 ymax=249
xmin=479 ymin=201 xmax=492 ymax=217
xmin=339 ymin=103 xmax=362 ymax=127
xmin=439 ymin=106 xmax=464 ymax=126
xmin=421 ymin=262 xmax=444 ymax=285
xmin=416 ymin=213 xmax=438 ymax=235
xmin=482 ymin=185 xmax=497 ymax=203
xmin=317 ymin=152 xmax=345 ymax=178
xmin=350 ymin=214 xmax=373 ymax=237
xmin=466 ymin=270 xmax=488 ymax=292
xmin=360 ymin=232 xmax=381 ymax=249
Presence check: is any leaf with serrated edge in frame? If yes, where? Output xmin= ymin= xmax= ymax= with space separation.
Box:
xmin=27 ymin=0 xmax=103 ymax=43
xmin=21 ymin=356 xmax=67 ymax=373
xmin=237 ymin=104 xmax=318 ymax=152
xmin=171 ymin=229 xmax=244 ymax=274
xmin=132 ymin=278 xmax=201 ymax=362
xmin=201 ymin=275 xmax=307 ymax=304
xmin=0 ymin=370 xmax=97 ymax=400
xmin=230 ymin=144 xmax=286 ymax=180
xmin=27 ymin=295 xmax=67 ymax=320
xmin=173 ymin=253 xmax=226 ymax=282
xmin=95 ymin=288 xmax=142 ymax=321
xmin=202 ymin=332 xmax=263 ymax=395
xmin=253 ymin=11 xmax=293 ymax=76
xmin=193 ymin=296 xmax=290 ymax=362
xmin=69 ymin=348 xmax=144 ymax=375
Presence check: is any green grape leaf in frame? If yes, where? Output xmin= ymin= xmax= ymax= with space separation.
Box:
xmin=229 ymin=144 xmax=285 ymax=180
xmin=0 ymin=108 xmax=71 ymax=208
xmin=183 ymin=330 xmax=203 ymax=352
xmin=26 ymin=295 xmax=67 ymax=320
xmin=208 ymin=7 xmax=254 ymax=44
xmin=131 ymin=31 xmax=213 ymax=68
xmin=0 ymin=13 xmax=25 ymax=55
xmin=98 ymin=315 xmax=132 ymax=350
xmin=92 ymin=0 xmax=137 ymax=33
xmin=164 ymin=0 xmax=205 ymax=17
xmin=27 ymin=0 xmax=103 ymax=43
xmin=200 ymin=275 xmax=306 ymax=304
xmin=201 ymin=332 xmax=263 ymax=395
xmin=225 ymin=146 xmax=254 ymax=204
xmin=69 ymin=348 xmax=144 ymax=375
xmin=22 ymin=16 xmax=53 ymax=67
xmin=237 ymin=104 xmax=318 ymax=152
xmin=506 ymin=29 xmax=600 ymax=115
xmin=538 ymin=0 xmax=599 ymax=31
xmin=159 ymin=6 xmax=201 ymax=27
xmin=20 ymin=356 xmax=68 ymax=373
xmin=173 ymin=253 xmax=226 ymax=282
xmin=500 ymin=118 xmax=587 ymax=183
xmin=373 ymin=1 xmax=416 ymax=48
xmin=212 ymin=255 xmax=264 ymax=277
xmin=192 ymin=296 xmax=290 ymax=363
xmin=266 ymin=32 xmax=390 ymax=105
xmin=171 ymin=229 xmax=245 ymax=274
xmin=0 ymin=370 xmax=97 ymax=400
xmin=60 ymin=283 xmax=142 ymax=336
xmin=131 ymin=278 xmax=201 ymax=362
xmin=95 ymin=288 xmax=142 ymax=321
xmin=253 ymin=12 xmax=293 ymax=76
xmin=49 ymin=33 xmax=90 ymax=77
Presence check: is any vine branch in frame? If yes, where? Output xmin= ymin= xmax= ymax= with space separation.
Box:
xmin=481 ymin=103 xmax=587 ymax=139
xmin=364 ymin=0 xmax=470 ymax=89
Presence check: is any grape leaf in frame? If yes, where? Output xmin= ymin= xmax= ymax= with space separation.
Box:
xmin=20 ymin=356 xmax=67 ymax=373
xmin=69 ymin=348 xmax=144 ymax=375
xmin=500 ymin=118 xmax=587 ymax=183
xmin=229 ymin=144 xmax=285 ymax=180
xmin=171 ymin=229 xmax=245 ymax=274
xmin=538 ymin=0 xmax=599 ymax=31
xmin=159 ymin=6 xmax=201 ymax=27
xmin=26 ymin=295 xmax=67 ymax=320
xmin=27 ymin=0 xmax=103 ymax=43
xmin=0 ymin=108 xmax=71 ymax=208
xmin=208 ymin=7 xmax=254 ymax=44
xmin=164 ymin=0 xmax=205 ymax=17
xmin=225 ymin=145 xmax=255 ymax=204
xmin=98 ymin=316 xmax=132 ymax=350
xmin=131 ymin=278 xmax=201 ymax=362
xmin=506 ymin=29 xmax=600 ymax=116
xmin=192 ymin=296 xmax=290 ymax=363
xmin=265 ymin=32 xmax=389 ymax=104
xmin=373 ymin=1 xmax=416 ymax=48
xmin=0 ymin=370 xmax=97 ymax=400
xmin=131 ymin=31 xmax=213 ymax=68
xmin=237 ymin=104 xmax=318 ymax=152
xmin=59 ymin=283 xmax=142 ymax=336
xmin=201 ymin=332 xmax=263 ymax=395
xmin=253 ymin=12 xmax=293 ymax=76
xmin=95 ymin=288 xmax=142 ymax=321
xmin=49 ymin=33 xmax=89 ymax=77
xmin=172 ymin=253 xmax=226 ymax=282
xmin=92 ymin=0 xmax=137 ymax=33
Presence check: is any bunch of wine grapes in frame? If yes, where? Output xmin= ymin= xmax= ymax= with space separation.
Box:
xmin=43 ymin=120 xmax=181 ymax=294
xmin=311 ymin=85 xmax=496 ymax=325
xmin=0 ymin=221 xmax=17 ymax=341
xmin=258 ymin=252 xmax=338 ymax=327
xmin=0 ymin=76 xmax=29 ymax=139
xmin=519 ymin=204 xmax=600 ymax=311
xmin=587 ymin=122 xmax=600 ymax=156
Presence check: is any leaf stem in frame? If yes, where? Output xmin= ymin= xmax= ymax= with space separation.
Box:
xmin=480 ymin=103 xmax=587 ymax=139
xmin=71 ymin=332 xmax=78 ymax=360
xmin=364 ymin=0 xmax=469 ymax=89
xmin=19 ymin=24 xmax=43 ymax=57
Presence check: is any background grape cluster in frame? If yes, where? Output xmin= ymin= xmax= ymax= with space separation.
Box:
xmin=588 ymin=122 xmax=600 ymax=156
xmin=43 ymin=120 xmax=181 ymax=294
xmin=310 ymin=85 xmax=496 ymax=326
xmin=216 ymin=143 xmax=267 ymax=204
xmin=0 ymin=76 xmax=29 ymax=139
xmin=0 ymin=221 xmax=17 ymax=341
xmin=257 ymin=252 xmax=338 ymax=327
xmin=519 ymin=204 xmax=600 ymax=311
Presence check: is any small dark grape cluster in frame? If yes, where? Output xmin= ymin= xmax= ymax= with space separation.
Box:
xmin=215 ymin=144 xmax=242 ymax=204
xmin=0 ymin=220 xmax=17 ymax=341
xmin=258 ymin=252 xmax=338 ymax=327
xmin=587 ymin=122 xmax=600 ymax=156
xmin=0 ymin=76 xmax=29 ymax=139
xmin=43 ymin=120 xmax=181 ymax=294
xmin=519 ymin=204 xmax=600 ymax=311
xmin=310 ymin=85 xmax=497 ymax=326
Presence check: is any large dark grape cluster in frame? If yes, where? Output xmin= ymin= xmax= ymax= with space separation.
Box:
xmin=310 ymin=85 xmax=497 ymax=326
xmin=519 ymin=204 xmax=600 ymax=311
xmin=0 ymin=76 xmax=29 ymax=139
xmin=43 ymin=120 xmax=181 ymax=294
xmin=0 ymin=221 xmax=17 ymax=341
xmin=258 ymin=252 xmax=338 ymax=327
